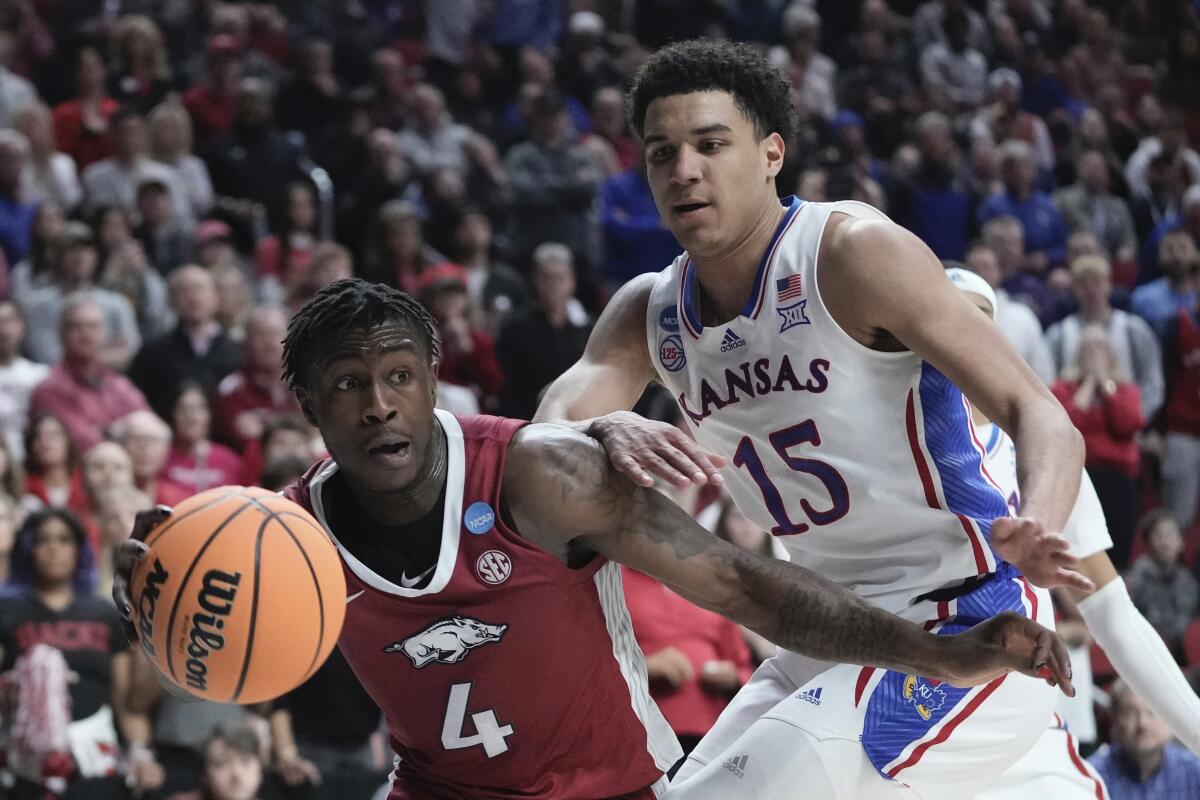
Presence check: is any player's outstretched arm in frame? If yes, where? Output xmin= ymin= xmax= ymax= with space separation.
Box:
xmin=820 ymin=214 xmax=1089 ymax=590
xmin=533 ymin=274 xmax=726 ymax=488
xmin=506 ymin=424 xmax=1073 ymax=692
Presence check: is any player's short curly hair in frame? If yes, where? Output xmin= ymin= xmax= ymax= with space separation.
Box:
xmin=627 ymin=39 xmax=795 ymax=143
xmin=282 ymin=278 xmax=440 ymax=390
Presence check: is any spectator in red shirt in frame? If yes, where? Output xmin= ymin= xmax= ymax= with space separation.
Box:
xmin=163 ymin=383 xmax=243 ymax=495
xmin=21 ymin=413 xmax=86 ymax=513
xmin=622 ymin=564 xmax=752 ymax=755
xmin=212 ymin=306 xmax=298 ymax=450
xmin=183 ymin=36 xmax=243 ymax=144
xmin=255 ymin=181 xmax=319 ymax=293
xmin=111 ymin=409 xmax=189 ymax=507
xmin=52 ymin=44 xmax=119 ymax=171
xmin=27 ymin=297 xmax=149 ymax=454
xmin=420 ymin=264 xmax=504 ymax=410
xmin=285 ymin=241 xmax=353 ymax=316
xmin=361 ymin=200 xmax=446 ymax=296
xmin=1052 ymin=323 xmax=1145 ymax=568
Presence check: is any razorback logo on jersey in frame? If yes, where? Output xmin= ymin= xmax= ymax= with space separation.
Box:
xmin=385 ymin=616 xmax=508 ymax=668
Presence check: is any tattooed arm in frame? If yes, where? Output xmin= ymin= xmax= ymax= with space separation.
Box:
xmin=505 ymin=424 xmax=1073 ymax=691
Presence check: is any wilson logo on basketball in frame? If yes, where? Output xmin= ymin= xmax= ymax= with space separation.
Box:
xmin=475 ymin=550 xmax=512 ymax=585
xmin=184 ymin=569 xmax=242 ymax=692
xmin=137 ymin=558 xmax=170 ymax=657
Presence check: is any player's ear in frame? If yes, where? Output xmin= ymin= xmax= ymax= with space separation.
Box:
xmin=294 ymin=387 xmax=319 ymax=427
xmin=428 ymin=359 xmax=440 ymax=405
xmin=762 ymin=132 xmax=786 ymax=180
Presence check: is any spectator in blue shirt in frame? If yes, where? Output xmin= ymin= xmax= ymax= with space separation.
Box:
xmin=1091 ymin=680 xmax=1200 ymax=799
xmin=1132 ymin=229 xmax=1199 ymax=337
xmin=1140 ymin=184 xmax=1200 ymax=285
xmin=599 ymin=163 xmax=681 ymax=289
xmin=0 ymin=130 xmax=38 ymax=267
xmin=978 ymin=138 xmax=1070 ymax=271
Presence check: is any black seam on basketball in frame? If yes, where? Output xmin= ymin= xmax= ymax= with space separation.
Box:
xmin=231 ymin=512 xmax=268 ymax=702
xmin=143 ymin=488 xmax=253 ymax=547
xmin=163 ymin=500 xmax=257 ymax=688
xmin=271 ymin=512 xmax=327 ymax=685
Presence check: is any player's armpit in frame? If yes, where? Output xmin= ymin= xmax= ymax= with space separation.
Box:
xmin=505 ymin=425 xmax=1073 ymax=692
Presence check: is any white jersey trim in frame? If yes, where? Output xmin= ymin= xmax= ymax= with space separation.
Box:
xmin=306 ymin=408 xmax=467 ymax=598
xmin=591 ymin=562 xmax=683 ymax=773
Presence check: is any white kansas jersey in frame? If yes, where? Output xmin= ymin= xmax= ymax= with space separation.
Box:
xmin=977 ymin=421 xmax=1113 ymax=560
xmin=647 ymin=198 xmax=1014 ymax=616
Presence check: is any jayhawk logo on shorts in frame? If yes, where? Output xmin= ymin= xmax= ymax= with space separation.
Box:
xmin=903 ymin=674 xmax=947 ymax=721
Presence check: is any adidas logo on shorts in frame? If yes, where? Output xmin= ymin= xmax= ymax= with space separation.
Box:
xmin=723 ymin=754 xmax=749 ymax=779
xmin=797 ymin=686 xmax=823 ymax=706
xmin=720 ymin=328 xmax=746 ymax=352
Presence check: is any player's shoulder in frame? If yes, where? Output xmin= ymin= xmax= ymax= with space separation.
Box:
xmin=281 ymin=458 xmax=335 ymax=510
xmin=507 ymin=423 xmax=607 ymax=491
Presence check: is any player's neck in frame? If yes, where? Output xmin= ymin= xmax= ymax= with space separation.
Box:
xmin=691 ymin=200 xmax=787 ymax=325
xmin=353 ymin=419 xmax=449 ymax=527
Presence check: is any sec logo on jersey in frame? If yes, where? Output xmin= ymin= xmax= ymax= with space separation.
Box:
xmin=475 ymin=550 xmax=512 ymax=585
xmin=659 ymin=334 xmax=686 ymax=372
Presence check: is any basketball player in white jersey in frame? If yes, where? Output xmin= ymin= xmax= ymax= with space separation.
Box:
xmin=536 ymin=39 xmax=1094 ymax=798
xmin=944 ymin=267 xmax=1200 ymax=799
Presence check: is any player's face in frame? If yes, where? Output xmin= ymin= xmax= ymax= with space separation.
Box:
xmin=642 ymin=91 xmax=784 ymax=259
xmin=302 ymin=323 xmax=438 ymax=495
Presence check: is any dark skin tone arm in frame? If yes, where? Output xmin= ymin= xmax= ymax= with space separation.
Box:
xmin=504 ymin=423 xmax=1074 ymax=691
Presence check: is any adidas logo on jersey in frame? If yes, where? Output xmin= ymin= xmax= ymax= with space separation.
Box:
xmin=723 ymin=755 xmax=749 ymax=779
xmin=720 ymin=328 xmax=746 ymax=352
xmin=797 ymin=687 xmax=823 ymax=706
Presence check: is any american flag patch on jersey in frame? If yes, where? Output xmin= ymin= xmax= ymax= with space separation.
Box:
xmin=776 ymin=275 xmax=804 ymax=302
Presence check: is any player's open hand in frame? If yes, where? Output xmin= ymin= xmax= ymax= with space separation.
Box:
xmin=588 ymin=411 xmax=726 ymax=488
xmin=991 ymin=517 xmax=1094 ymax=593
xmin=937 ymin=612 xmax=1074 ymax=696
xmin=112 ymin=505 xmax=173 ymax=645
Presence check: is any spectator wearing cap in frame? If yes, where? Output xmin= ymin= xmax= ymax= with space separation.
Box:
xmin=450 ymin=209 xmax=526 ymax=337
xmin=1091 ymin=681 xmax=1200 ymax=796
xmin=212 ymin=307 xmax=298 ymax=451
xmin=599 ymin=157 xmax=682 ymax=289
xmin=503 ymin=90 xmax=604 ymax=279
xmin=0 ymin=300 xmax=48 ymax=461
xmin=80 ymin=107 xmax=191 ymax=226
xmin=192 ymin=219 xmax=239 ymax=271
xmin=1047 ymin=255 xmax=1163 ymax=421
xmin=134 ymin=177 xmax=192 ymax=276
xmin=497 ymin=243 xmax=592 ymax=419
xmin=964 ymin=238 xmax=1056 ymax=384
xmin=183 ymin=35 xmax=243 ymax=143
xmin=12 ymin=103 xmax=82 ymax=214
xmin=28 ymin=296 xmax=148 ymax=453
xmin=0 ymin=129 xmax=35 ymax=269
xmin=51 ymin=44 xmax=119 ymax=170
xmin=421 ymin=264 xmax=505 ymax=410
xmin=147 ymin=101 xmax=215 ymax=221
xmin=19 ymin=222 xmax=141 ymax=369
xmin=919 ymin=6 xmax=988 ymax=112
xmin=769 ymin=5 xmax=837 ymax=122
xmin=969 ymin=69 xmax=1054 ymax=174
xmin=1132 ymin=229 xmax=1199 ymax=337
xmin=890 ymin=112 xmax=974 ymax=261
xmin=1052 ymin=150 xmax=1138 ymax=266
xmin=129 ymin=265 xmax=241 ymax=418
xmin=978 ymin=139 xmax=1069 ymax=271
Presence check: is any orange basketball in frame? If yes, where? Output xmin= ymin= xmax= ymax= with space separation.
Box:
xmin=129 ymin=486 xmax=346 ymax=704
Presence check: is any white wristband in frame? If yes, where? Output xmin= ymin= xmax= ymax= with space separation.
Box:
xmin=1077 ymin=577 xmax=1200 ymax=755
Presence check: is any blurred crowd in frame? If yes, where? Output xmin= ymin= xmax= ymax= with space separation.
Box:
xmin=0 ymin=0 xmax=1196 ymax=797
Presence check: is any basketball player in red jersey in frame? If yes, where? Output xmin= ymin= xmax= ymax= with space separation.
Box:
xmin=114 ymin=279 xmax=1073 ymax=799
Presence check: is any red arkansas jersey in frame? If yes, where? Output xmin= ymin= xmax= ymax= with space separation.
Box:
xmin=284 ymin=410 xmax=680 ymax=799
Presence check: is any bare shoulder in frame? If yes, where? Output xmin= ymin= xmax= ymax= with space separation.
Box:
xmin=820 ymin=211 xmax=934 ymax=281
xmin=508 ymin=422 xmax=609 ymax=487
xmin=587 ymin=273 xmax=658 ymax=359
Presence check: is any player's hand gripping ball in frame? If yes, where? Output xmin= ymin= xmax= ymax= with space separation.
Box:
xmin=128 ymin=486 xmax=346 ymax=703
